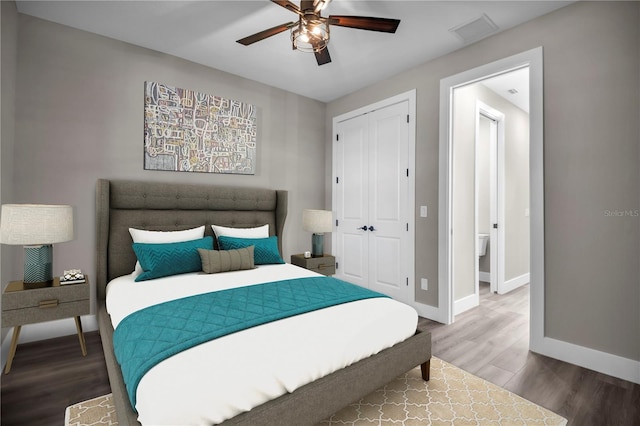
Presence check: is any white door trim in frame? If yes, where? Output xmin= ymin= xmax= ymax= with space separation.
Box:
xmin=438 ymin=48 xmax=544 ymax=342
xmin=332 ymin=90 xmax=416 ymax=306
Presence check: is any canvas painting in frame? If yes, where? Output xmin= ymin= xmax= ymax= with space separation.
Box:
xmin=144 ymin=81 xmax=257 ymax=174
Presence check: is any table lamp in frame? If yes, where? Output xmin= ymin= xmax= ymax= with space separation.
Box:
xmin=0 ymin=204 xmax=74 ymax=284
xmin=302 ymin=209 xmax=332 ymax=257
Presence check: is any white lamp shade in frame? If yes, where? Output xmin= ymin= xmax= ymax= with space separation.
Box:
xmin=302 ymin=209 xmax=333 ymax=233
xmin=0 ymin=204 xmax=74 ymax=245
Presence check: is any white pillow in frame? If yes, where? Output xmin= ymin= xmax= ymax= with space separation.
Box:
xmin=129 ymin=226 xmax=206 ymax=275
xmin=129 ymin=226 xmax=205 ymax=244
xmin=211 ymin=224 xmax=269 ymax=239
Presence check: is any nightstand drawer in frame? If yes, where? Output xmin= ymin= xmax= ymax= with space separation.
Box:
xmin=291 ymin=254 xmax=336 ymax=276
xmin=307 ymin=265 xmax=336 ymax=275
xmin=2 ymin=283 xmax=89 ymax=310
xmin=2 ymin=300 xmax=90 ymax=327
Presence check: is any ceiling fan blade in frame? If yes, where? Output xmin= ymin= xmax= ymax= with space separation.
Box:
xmin=314 ymin=47 xmax=332 ymax=66
xmin=236 ymin=22 xmax=295 ymax=46
xmin=271 ymin=0 xmax=301 ymax=15
xmin=328 ymin=15 xmax=400 ymax=33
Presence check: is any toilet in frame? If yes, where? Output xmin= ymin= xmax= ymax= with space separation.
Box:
xmin=478 ymin=233 xmax=489 ymax=256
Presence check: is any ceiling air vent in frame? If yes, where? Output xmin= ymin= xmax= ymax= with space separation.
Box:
xmin=449 ymin=14 xmax=499 ymax=44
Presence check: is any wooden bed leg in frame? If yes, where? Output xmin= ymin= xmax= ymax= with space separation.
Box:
xmin=420 ymin=359 xmax=431 ymax=381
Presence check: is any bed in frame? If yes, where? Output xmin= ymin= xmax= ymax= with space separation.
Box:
xmin=96 ymin=179 xmax=431 ymax=426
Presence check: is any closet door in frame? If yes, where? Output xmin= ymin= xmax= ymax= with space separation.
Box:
xmin=334 ymin=114 xmax=370 ymax=289
xmin=367 ymin=102 xmax=409 ymax=301
xmin=334 ymin=101 xmax=409 ymax=303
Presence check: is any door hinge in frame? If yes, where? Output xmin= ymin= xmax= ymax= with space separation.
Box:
xmin=336 ymin=134 xmax=339 ymax=141
xmin=406 ymin=168 xmax=409 ymax=177
xmin=336 ymin=176 xmax=339 ymax=184
xmin=406 ymin=114 xmax=410 ymax=123
xmin=493 ymin=223 xmax=498 ymax=229
xmin=406 ymin=223 xmax=409 ymax=231
xmin=335 ymin=219 xmax=339 ymax=227
xmin=406 ymin=277 xmax=409 ymax=286
xmin=336 ymin=262 xmax=339 ymax=270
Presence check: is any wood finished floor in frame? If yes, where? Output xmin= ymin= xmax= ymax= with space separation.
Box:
xmin=419 ymin=283 xmax=640 ymax=426
xmin=1 ymin=283 xmax=638 ymax=425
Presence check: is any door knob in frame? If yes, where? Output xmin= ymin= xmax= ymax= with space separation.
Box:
xmin=368 ymin=226 xmax=376 ymax=232
xmin=357 ymin=226 xmax=368 ymax=231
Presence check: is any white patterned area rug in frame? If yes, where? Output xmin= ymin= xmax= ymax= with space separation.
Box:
xmin=65 ymin=357 xmax=567 ymax=426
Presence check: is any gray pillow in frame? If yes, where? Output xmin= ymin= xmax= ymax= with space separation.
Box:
xmin=198 ymin=246 xmax=255 ymax=274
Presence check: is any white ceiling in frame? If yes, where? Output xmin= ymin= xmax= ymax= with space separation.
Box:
xmin=481 ymin=66 xmax=530 ymax=113
xmin=15 ymin=1 xmax=571 ymax=102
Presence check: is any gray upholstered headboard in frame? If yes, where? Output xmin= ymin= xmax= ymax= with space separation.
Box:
xmin=95 ymin=179 xmax=288 ymax=301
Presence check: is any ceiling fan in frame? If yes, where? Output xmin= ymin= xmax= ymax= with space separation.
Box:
xmin=236 ymin=0 xmax=401 ymax=66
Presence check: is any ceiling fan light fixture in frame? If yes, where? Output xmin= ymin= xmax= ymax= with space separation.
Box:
xmin=313 ymin=0 xmax=330 ymax=12
xmin=291 ymin=18 xmax=329 ymax=53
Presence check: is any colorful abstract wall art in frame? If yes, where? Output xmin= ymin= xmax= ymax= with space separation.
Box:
xmin=144 ymin=81 xmax=257 ymax=175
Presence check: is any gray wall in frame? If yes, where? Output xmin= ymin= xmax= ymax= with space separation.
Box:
xmin=327 ymin=1 xmax=639 ymax=361
xmin=5 ymin=14 xmax=327 ymax=318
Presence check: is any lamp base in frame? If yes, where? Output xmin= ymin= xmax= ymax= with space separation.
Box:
xmin=311 ymin=233 xmax=324 ymax=258
xmin=24 ymin=244 xmax=53 ymax=284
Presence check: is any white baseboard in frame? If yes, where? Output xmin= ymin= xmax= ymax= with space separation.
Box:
xmin=1 ymin=314 xmax=98 ymax=370
xmin=454 ymin=292 xmax=479 ymax=315
xmin=500 ymin=272 xmax=529 ymax=294
xmin=531 ymin=335 xmax=640 ymax=385
xmin=479 ymin=271 xmax=491 ymax=282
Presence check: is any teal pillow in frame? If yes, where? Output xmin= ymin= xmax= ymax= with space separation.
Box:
xmin=217 ymin=236 xmax=284 ymax=265
xmin=133 ymin=236 xmax=214 ymax=282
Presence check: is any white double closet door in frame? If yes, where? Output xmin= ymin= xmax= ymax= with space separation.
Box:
xmin=333 ymin=100 xmax=410 ymax=304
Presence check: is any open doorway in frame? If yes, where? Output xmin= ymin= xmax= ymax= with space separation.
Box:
xmin=452 ymin=68 xmax=531 ymax=316
xmin=437 ymin=47 xmax=545 ymax=355
xmin=479 ymin=70 xmax=531 ymax=298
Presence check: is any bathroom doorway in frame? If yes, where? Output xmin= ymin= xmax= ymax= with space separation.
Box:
xmin=451 ymin=68 xmax=531 ymax=315
xmin=477 ymin=69 xmax=531 ymax=298
xmin=438 ymin=47 xmax=544 ymax=334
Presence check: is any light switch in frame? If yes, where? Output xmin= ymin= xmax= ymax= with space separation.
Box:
xmin=420 ymin=205 xmax=428 ymax=217
xmin=421 ymin=278 xmax=428 ymax=290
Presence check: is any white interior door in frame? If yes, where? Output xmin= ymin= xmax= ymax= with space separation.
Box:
xmin=334 ymin=100 xmax=410 ymax=304
xmin=334 ymin=114 xmax=369 ymax=289
xmin=480 ymin=104 xmax=505 ymax=296
xmin=367 ymin=103 xmax=409 ymax=301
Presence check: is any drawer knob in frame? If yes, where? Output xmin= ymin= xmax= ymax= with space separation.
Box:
xmin=39 ymin=299 xmax=59 ymax=309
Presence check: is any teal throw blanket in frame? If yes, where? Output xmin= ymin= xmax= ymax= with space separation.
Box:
xmin=113 ymin=276 xmax=388 ymax=409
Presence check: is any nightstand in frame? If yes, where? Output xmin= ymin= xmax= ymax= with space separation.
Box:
xmin=291 ymin=254 xmax=336 ymax=276
xmin=2 ymin=277 xmax=90 ymax=374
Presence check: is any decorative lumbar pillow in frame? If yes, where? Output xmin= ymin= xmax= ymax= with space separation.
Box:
xmin=129 ymin=226 xmax=206 ymax=275
xmin=211 ymin=224 xmax=269 ymax=239
xmin=217 ymin=236 xmax=284 ymax=265
xmin=198 ymin=246 xmax=255 ymax=274
xmin=133 ymin=236 xmax=213 ymax=282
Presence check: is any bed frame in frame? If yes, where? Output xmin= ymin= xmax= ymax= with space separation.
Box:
xmin=95 ymin=178 xmax=431 ymax=425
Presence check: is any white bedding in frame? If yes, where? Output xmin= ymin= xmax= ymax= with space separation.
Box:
xmin=106 ymin=264 xmax=418 ymax=425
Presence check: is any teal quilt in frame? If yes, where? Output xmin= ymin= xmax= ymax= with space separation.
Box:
xmin=112 ymin=276 xmax=388 ymax=409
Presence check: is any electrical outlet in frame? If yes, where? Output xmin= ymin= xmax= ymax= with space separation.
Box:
xmin=420 ymin=205 xmax=428 ymax=217
xmin=421 ymin=278 xmax=428 ymax=291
